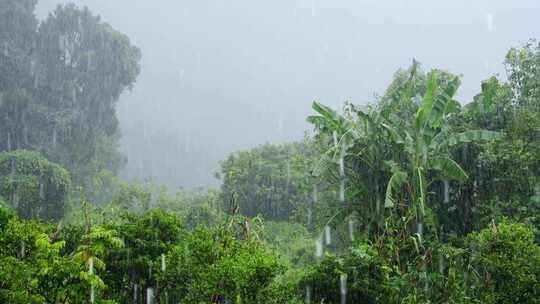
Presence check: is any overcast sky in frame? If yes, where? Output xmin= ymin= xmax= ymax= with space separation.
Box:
xmin=36 ymin=0 xmax=540 ymax=189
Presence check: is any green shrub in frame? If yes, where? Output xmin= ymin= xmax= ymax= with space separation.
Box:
xmin=467 ymin=222 xmax=540 ymax=304
xmin=301 ymin=243 xmax=395 ymax=303
xmin=0 ymin=208 xmax=93 ymax=303
xmin=158 ymin=227 xmax=284 ymax=303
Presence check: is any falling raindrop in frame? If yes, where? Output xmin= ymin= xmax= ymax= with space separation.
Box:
xmin=20 ymin=241 xmax=26 ymax=258
xmin=30 ymin=58 xmax=35 ymax=77
xmin=324 ymin=225 xmax=331 ymax=245
xmin=22 ymin=112 xmax=28 ymax=145
xmin=133 ymin=284 xmax=139 ymax=303
xmin=146 ymin=287 xmax=154 ymax=304
xmin=340 ymin=273 xmax=347 ymax=304
xmin=7 ymin=132 xmax=11 ymax=151
xmin=10 ymin=158 xmax=15 ymax=175
xmin=333 ymin=131 xmax=338 ymax=147
xmin=161 ymin=253 xmax=166 ymax=271
xmin=312 ymin=184 xmax=318 ymax=203
xmin=305 ymin=285 xmax=312 ymax=304
xmin=89 ymin=257 xmax=95 ymax=303
xmin=52 ymin=125 xmax=57 ymax=149
xmin=339 ymin=153 xmax=345 ymax=177
xmin=307 ymin=208 xmax=312 ymax=226
xmin=87 ymin=53 xmax=93 ymax=70
xmin=423 ymin=260 xmax=429 ymax=290
xmin=315 ymin=237 xmax=323 ymax=258
xmin=89 ymin=257 xmax=94 ymax=274
xmin=486 ymin=13 xmax=494 ymax=32
xmin=39 ymin=182 xmax=45 ymax=200
xmin=339 ymin=179 xmax=345 ymax=203
xmin=348 ymin=219 xmax=354 ymax=241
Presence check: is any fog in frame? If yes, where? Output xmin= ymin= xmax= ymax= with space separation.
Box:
xmin=35 ymin=0 xmax=540 ymax=189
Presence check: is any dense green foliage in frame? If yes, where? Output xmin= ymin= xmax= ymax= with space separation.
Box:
xmin=219 ymin=141 xmax=337 ymax=226
xmin=467 ymin=222 xmax=540 ymax=303
xmin=0 ymin=205 xmax=284 ymax=303
xmin=1 ymin=1 xmax=540 ymax=303
xmin=0 ymin=207 xmax=92 ymax=303
xmin=0 ymin=0 xmax=141 ymax=199
xmin=0 ymin=150 xmax=70 ymax=220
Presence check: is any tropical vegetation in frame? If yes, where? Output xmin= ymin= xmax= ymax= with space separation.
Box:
xmin=1 ymin=1 xmax=539 ymax=303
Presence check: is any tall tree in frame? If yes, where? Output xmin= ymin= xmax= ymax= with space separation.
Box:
xmin=0 ymin=0 xmax=38 ymax=153
xmin=34 ymin=4 xmax=141 ymax=187
xmin=0 ymin=3 xmax=141 ymax=197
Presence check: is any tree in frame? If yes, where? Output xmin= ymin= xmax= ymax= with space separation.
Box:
xmin=0 ymin=0 xmax=38 ymax=154
xmin=35 ymin=4 xmax=141 ymax=189
xmin=457 ymin=41 xmax=540 ymax=232
xmin=219 ymin=141 xmax=319 ymax=223
xmin=0 ymin=150 xmax=71 ymax=220
xmin=0 ymin=3 xmax=141 ymax=199
xmin=101 ymin=210 xmax=183 ymax=303
xmin=307 ymin=64 xmax=502 ymax=240
xmin=379 ymin=68 xmax=501 ymax=238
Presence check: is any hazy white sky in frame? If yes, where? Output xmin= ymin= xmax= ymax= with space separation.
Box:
xmin=36 ymin=0 xmax=540 ymax=188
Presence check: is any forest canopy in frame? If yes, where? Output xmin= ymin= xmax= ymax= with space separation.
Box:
xmin=0 ymin=1 xmax=539 ymax=304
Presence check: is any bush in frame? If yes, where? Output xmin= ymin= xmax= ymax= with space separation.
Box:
xmin=0 ymin=207 xmax=92 ymax=303
xmin=467 ymin=222 xmax=540 ymax=304
xmin=158 ymin=227 xmax=284 ymax=303
xmin=301 ymin=243 xmax=395 ymax=303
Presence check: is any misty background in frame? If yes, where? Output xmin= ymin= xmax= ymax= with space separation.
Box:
xmin=35 ymin=0 xmax=540 ymax=189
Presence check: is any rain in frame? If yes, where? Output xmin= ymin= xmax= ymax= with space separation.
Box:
xmin=1 ymin=0 xmax=539 ymax=303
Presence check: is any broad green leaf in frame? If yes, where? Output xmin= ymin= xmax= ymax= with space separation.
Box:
xmin=381 ymin=123 xmax=404 ymax=144
xmin=385 ymin=170 xmax=408 ymax=208
xmin=432 ymin=157 xmax=468 ymax=182
xmin=415 ymin=71 xmax=438 ymax=130
xmin=429 ymin=76 xmax=460 ymax=128
xmin=441 ymin=130 xmax=503 ymax=148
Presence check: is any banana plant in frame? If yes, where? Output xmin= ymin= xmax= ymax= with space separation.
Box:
xmin=382 ymin=70 xmax=503 ymax=239
xmin=307 ymin=101 xmax=356 ymax=178
xmin=350 ymin=104 xmax=395 ymax=216
xmin=308 ymin=100 xmax=392 ymax=231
